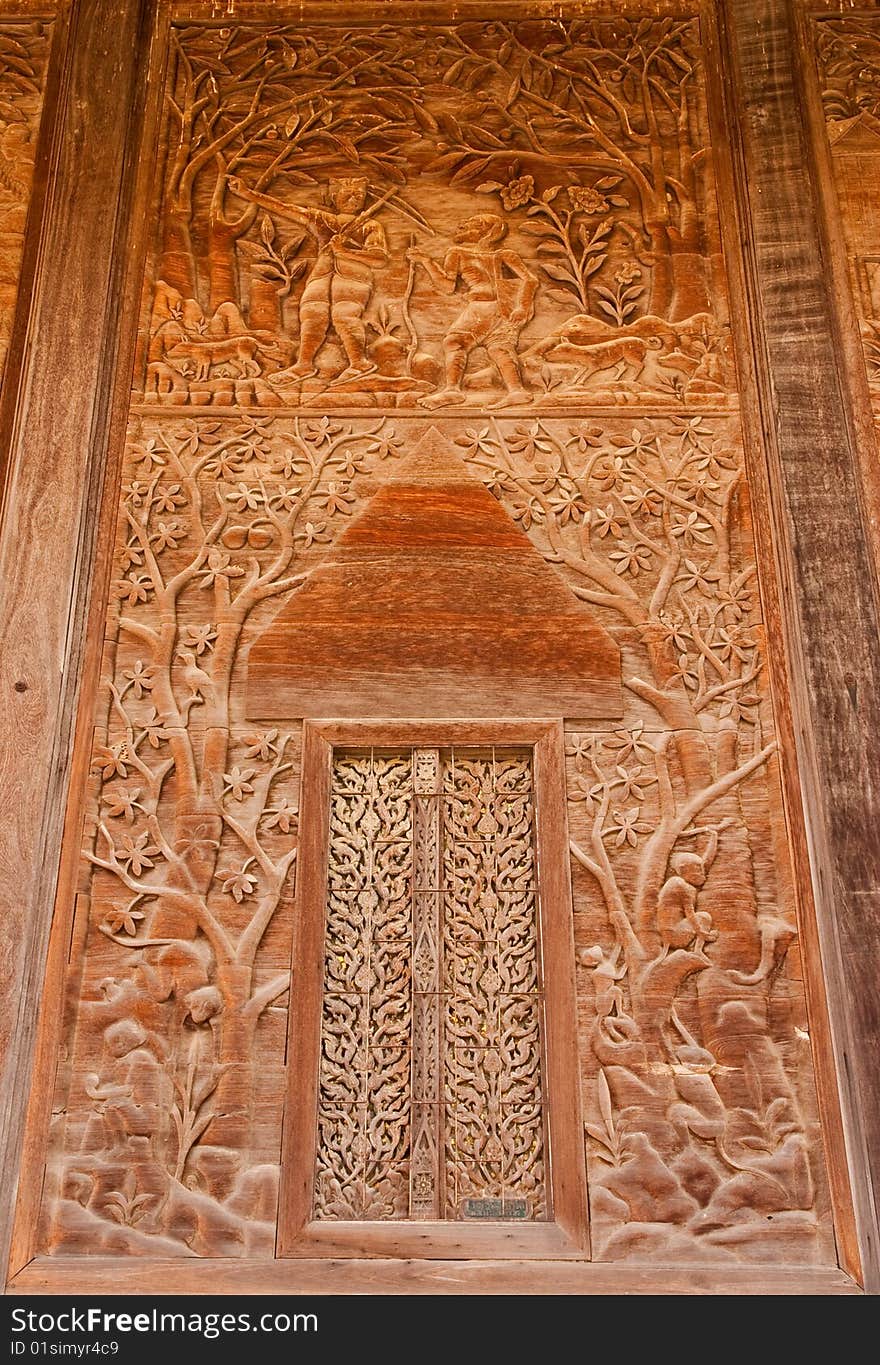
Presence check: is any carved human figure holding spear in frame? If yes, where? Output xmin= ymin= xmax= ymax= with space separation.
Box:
xmin=228 ymin=175 xmax=391 ymax=381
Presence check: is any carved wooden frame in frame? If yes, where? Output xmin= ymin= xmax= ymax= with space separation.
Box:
xmin=0 ymin=0 xmax=877 ymax=1296
xmin=278 ymin=718 xmax=589 ymax=1260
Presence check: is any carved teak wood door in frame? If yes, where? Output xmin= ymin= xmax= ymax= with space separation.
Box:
xmin=1 ymin=0 xmax=878 ymax=1295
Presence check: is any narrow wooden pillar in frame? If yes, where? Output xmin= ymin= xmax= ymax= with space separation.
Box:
xmin=719 ymin=0 xmax=880 ymax=1291
xmin=0 ymin=0 xmax=154 ymax=1278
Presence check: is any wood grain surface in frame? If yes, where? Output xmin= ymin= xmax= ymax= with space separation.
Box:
xmin=0 ymin=0 xmax=153 ymax=1282
xmin=719 ymin=0 xmax=880 ymax=1291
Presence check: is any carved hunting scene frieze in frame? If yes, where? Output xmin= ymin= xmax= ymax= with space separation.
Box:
xmin=138 ymin=18 xmax=733 ymax=411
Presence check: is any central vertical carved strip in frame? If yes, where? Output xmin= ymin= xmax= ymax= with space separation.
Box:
xmin=410 ymin=749 xmax=442 ymax=1218
xmin=442 ymin=748 xmax=547 ymax=1220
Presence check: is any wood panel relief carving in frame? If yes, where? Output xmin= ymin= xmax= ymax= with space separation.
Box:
xmin=0 ymin=16 xmax=50 ymax=385
xmin=137 ymin=16 xmax=733 ymax=412
xmin=815 ymin=13 xmax=880 ymax=422
xmin=314 ymin=746 xmax=547 ymax=1223
xmin=29 ymin=7 xmax=838 ymax=1273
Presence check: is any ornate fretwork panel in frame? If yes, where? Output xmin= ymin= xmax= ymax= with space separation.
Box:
xmin=314 ymin=746 xmax=547 ymax=1223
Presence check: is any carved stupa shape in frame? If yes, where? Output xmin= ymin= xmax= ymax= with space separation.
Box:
xmin=246 ymin=427 xmax=622 ymax=719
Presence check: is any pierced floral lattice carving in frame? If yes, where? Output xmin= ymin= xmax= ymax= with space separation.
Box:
xmin=314 ymin=747 xmax=547 ymax=1223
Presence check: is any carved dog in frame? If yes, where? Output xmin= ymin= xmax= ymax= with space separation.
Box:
xmin=165 ymin=334 xmax=268 ymax=382
xmin=566 ymin=333 xmax=664 ymax=382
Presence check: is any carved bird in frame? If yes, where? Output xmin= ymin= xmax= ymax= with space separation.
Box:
xmin=178 ymin=651 xmax=213 ymax=704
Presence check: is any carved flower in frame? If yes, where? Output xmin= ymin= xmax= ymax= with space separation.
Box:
xmin=614 ymin=261 xmax=642 ymax=286
xmin=673 ymin=472 xmax=720 ymax=507
xmin=92 ymin=744 xmax=129 ymax=780
xmin=297 ymin=521 xmax=331 ymax=549
xmin=119 ymin=542 xmax=144 ymax=571
xmin=117 ymin=831 xmax=161 ymax=875
xmin=604 ymin=724 xmax=654 ymax=764
xmin=103 ymin=787 xmax=144 ymax=823
xmin=303 ymin=416 xmax=342 ymax=446
xmin=717 ymin=580 xmax=753 ymax=620
xmin=622 ymin=488 xmax=663 ymax=518
xmin=604 ymin=807 xmax=651 ymax=848
xmin=612 ymin=428 xmax=655 ymax=460
xmin=594 ymin=455 xmax=629 ymax=492
xmin=123 ymin=481 xmax=150 ymax=508
xmin=711 ymin=626 xmax=757 ymax=664
xmin=198 ymin=549 xmax=245 ymax=588
xmin=500 ymin=175 xmax=535 ymax=210
xmin=610 ymin=765 xmax=655 ymax=802
xmin=203 ymin=449 xmax=244 ymax=480
xmin=676 ymin=558 xmax=723 ymax=596
xmin=223 ymin=766 xmax=256 ymax=801
xmin=152 ymin=484 xmax=187 ymax=513
xmin=132 ymin=438 xmax=167 ymax=473
xmin=220 ymin=858 xmax=258 ymax=903
xmin=548 ymin=488 xmax=586 ymax=524
xmin=592 ymin=505 xmax=623 ymax=539
xmin=152 ymin=519 xmax=186 ymax=552
xmin=117 ymin=574 xmax=154 ymax=607
xmin=102 ymin=902 xmax=145 ymax=937
xmin=337 ymin=448 xmax=369 ymax=479
xmin=454 ymin=427 xmax=498 ymax=459
xmin=609 ymin=543 xmax=653 ymax=576
xmin=485 ymin=468 xmax=518 ymax=497
xmin=263 ymin=797 xmax=298 ymax=834
xmin=670 ymin=511 xmax=713 ymax=549
xmin=180 ymin=624 xmax=217 ymax=656
xmin=268 ymin=487 xmax=302 ymax=515
xmin=141 ymin=708 xmax=169 ymax=748
xmin=122 ymin=661 xmax=154 ymax=698
xmin=234 ymin=421 xmax=271 ymax=462
xmin=369 ymin=427 xmax=404 ymax=461
xmin=670 ymin=414 xmax=710 ymax=447
xmin=321 ymin=481 xmax=355 ymax=515
xmin=659 ymin=614 xmax=693 ymax=655
xmin=226 ymin=483 xmax=264 ymax=512
xmin=565 ymin=734 xmax=598 ymax=764
xmin=270 ymin=447 xmax=305 ymax=480
xmin=692 ymin=444 xmax=739 ymax=478
xmin=506 ymin=423 xmax=555 ymax=462
xmin=510 ymin=498 xmax=544 ymax=530
xmin=568 ymin=185 xmax=609 ymax=215
xmin=242 ymin=730 xmax=279 ymax=761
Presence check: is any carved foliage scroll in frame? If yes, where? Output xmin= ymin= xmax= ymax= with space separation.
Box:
xmin=315 ymin=746 xmax=547 ymax=1224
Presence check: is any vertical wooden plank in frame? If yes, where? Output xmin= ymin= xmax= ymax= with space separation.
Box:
xmin=278 ymin=720 xmax=333 ymax=1251
xmin=410 ymin=747 xmax=442 ymax=1220
xmin=718 ymin=0 xmax=880 ymax=1290
xmin=534 ymin=723 xmax=589 ymax=1255
xmin=0 ymin=0 xmax=154 ymax=1280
